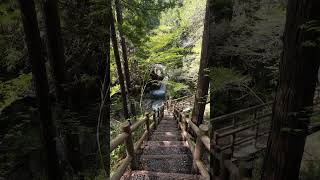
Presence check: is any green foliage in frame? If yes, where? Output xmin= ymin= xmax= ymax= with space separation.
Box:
xmin=300 ymin=161 xmax=320 ymax=180
xmin=211 ymin=67 xmax=250 ymax=93
xmin=0 ymin=2 xmax=19 ymax=25
xmin=133 ymin=0 xmax=205 ymax=86
xmin=0 ymin=73 xmax=31 ymax=110
xmin=164 ymin=80 xmax=189 ymax=98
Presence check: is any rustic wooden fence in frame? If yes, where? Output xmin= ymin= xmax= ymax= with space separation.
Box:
xmin=173 ymin=101 xmax=273 ymax=180
xmin=212 ymin=102 xmax=273 ymax=157
xmin=173 ymin=108 xmax=211 ymax=179
xmin=110 ymin=95 xmax=320 ymax=180
xmin=110 ymin=105 xmax=165 ymax=180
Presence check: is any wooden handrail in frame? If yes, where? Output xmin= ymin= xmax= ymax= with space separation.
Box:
xmin=173 ymin=100 xmax=273 ymax=180
xmin=211 ymin=102 xmax=272 ymax=122
xmin=110 ymin=132 xmax=128 ymax=152
xmin=174 ymin=108 xmax=211 ymax=179
xmin=131 ymin=116 xmax=147 ymax=132
xmin=110 ymin=105 xmax=165 ymax=180
xmin=111 ymin=156 xmax=132 ymax=180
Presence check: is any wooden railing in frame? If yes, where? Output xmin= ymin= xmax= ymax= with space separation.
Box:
xmin=212 ymin=102 xmax=273 ymax=156
xmin=173 ymin=108 xmax=210 ymax=179
xmin=110 ymin=106 xmax=165 ymax=180
xmin=173 ymin=101 xmax=273 ymax=180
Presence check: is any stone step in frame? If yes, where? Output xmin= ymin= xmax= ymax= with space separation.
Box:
xmin=152 ymin=131 xmax=180 ymax=136
xmin=160 ymin=120 xmax=175 ymax=123
xmin=137 ymin=154 xmax=193 ymax=174
xmin=143 ymin=141 xmax=187 ymax=147
xmin=153 ymin=129 xmax=181 ymax=134
xmin=155 ymin=126 xmax=179 ymax=131
xmin=142 ymin=145 xmax=191 ymax=155
xmin=156 ymin=124 xmax=179 ymax=129
xmin=153 ymin=131 xmax=179 ymax=135
xmin=158 ymin=121 xmax=177 ymax=125
xmin=121 ymin=170 xmax=201 ymax=180
xmin=156 ymin=124 xmax=178 ymax=129
xmin=149 ymin=134 xmax=181 ymax=141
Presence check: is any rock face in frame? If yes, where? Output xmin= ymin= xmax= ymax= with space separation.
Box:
xmin=121 ymin=112 xmax=201 ymax=180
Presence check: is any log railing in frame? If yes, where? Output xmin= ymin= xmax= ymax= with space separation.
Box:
xmin=212 ymin=102 xmax=273 ymax=157
xmin=173 ymin=108 xmax=210 ymax=179
xmin=171 ymin=95 xmax=320 ymax=180
xmin=110 ymin=106 xmax=165 ymax=180
xmin=173 ymin=101 xmax=273 ymax=180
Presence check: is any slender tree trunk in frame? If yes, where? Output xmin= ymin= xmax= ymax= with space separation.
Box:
xmin=262 ymin=1 xmax=320 ymax=179
xmin=114 ymin=0 xmax=136 ymax=116
xmin=18 ymin=1 xmax=61 ymax=179
xmin=101 ymin=1 xmax=111 ymax=177
xmin=110 ymin=9 xmax=130 ymax=120
xmin=41 ymin=0 xmax=66 ymax=102
xmin=191 ymin=0 xmax=213 ymax=126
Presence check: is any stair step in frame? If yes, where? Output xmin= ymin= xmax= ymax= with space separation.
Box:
xmin=142 ymin=145 xmax=191 ymax=155
xmin=137 ymin=154 xmax=192 ymax=174
xmin=158 ymin=123 xmax=177 ymax=127
xmin=143 ymin=141 xmax=187 ymax=147
xmin=121 ymin=170 xmax=200 ymax=180
xmin=153 ymin=130 xmax=179 ymax=134
xmin=149 ymin=135 xmax=181 ymax=141
xmin=156 ymin=125 xmax=179 ymax=129
xmin=155 ymin=126 xmax=179 ymax=131
xmin=159 ymin=120 xmax=176 ymax=123
xmin=152 ymin=132 xmax=180 ymax=136
xmin=153 ymin=131 xmax=179 ymax=135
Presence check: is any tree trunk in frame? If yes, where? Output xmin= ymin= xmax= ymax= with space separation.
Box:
xmin=41 ymin=0 xmax=66 ymax=102
xmin=110 ymin=9 xmax=130 ymax=120
xmin=114 ymin=0 xmax=136 ymax=116
xmin=101 ymin=1 xmax=111 ymax=177
xmin=191 ymin=0 xmax=213 ymax=126
xmin=261 ymin=1 xmax=320 ymax=179
xmin=18 ymin=1 xmax=61 ymax=179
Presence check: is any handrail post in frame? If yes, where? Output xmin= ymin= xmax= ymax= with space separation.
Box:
xmin=157 ymin=110 xmax=160 ymax=123
xmin=162 ymin=106 xmax=164 ymax=119
xmin=175 ymin=110 xmax=179 ymax=124
xmin=122 ymin=122 xmax=137 ymax=170
xmin=181 ymin=113 xmax=187 ymax=140
xmin=153 ymin=111 xmax=157 ymax=130
xmin=192 ymin=124 xmax=208 ymax=173
xmin=146 ymin=113 xmax=150 ymax=140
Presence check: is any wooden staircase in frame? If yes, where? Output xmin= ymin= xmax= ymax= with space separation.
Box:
xmin=121 ymin=111 xmax=201 ymax=180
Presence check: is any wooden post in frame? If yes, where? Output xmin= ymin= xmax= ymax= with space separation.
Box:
xmin=192 ymin=125 xmax=209 ymax=173
xmin=157 ymin=110 xmax=160 ymax=123
xmin=146 ymin=114 xmax=150 ymax=139
xmin=220 ymin=150 xmax=232 ymax=180
xmin=153 ymin=111 xmax=157 ymax=130
xmin=122 ymin=122 xmax=137 ymax=170
xmin=162 ymin=106 xmax=164 ymax=119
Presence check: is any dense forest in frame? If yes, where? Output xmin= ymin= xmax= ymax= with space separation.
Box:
xmin=0 ymin=0 xmax=320 ymax=179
